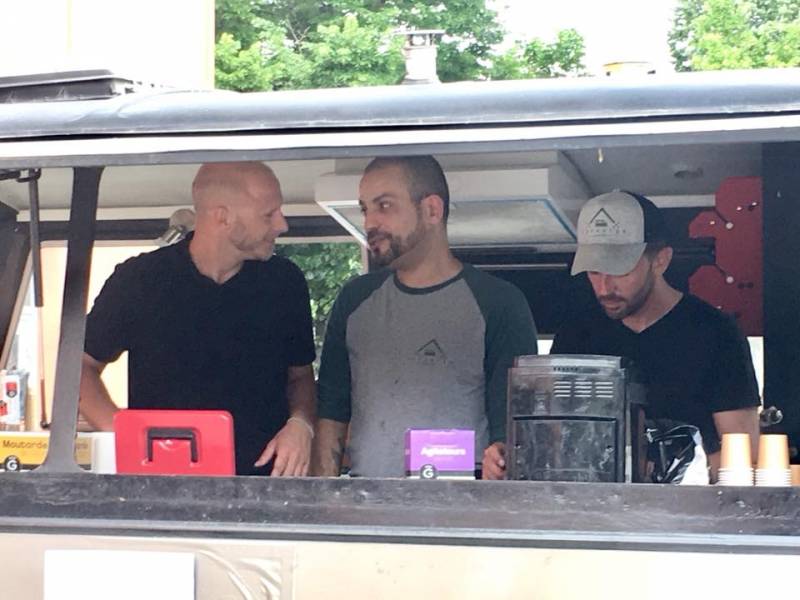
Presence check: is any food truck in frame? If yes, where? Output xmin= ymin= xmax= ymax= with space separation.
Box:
xmin=1 ymin=68 xmax=800 ymax=598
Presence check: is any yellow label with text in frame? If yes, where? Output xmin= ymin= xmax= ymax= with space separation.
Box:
xmin=0 ymin=434 xmax=92 ymax=469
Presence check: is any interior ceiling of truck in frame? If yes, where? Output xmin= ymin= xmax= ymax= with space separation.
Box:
xmin=0 ymin=141 xmax=761 ymax=246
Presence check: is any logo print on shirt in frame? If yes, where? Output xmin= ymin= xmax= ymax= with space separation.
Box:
xmin=417 ymin=339 xmax=446 ymax=365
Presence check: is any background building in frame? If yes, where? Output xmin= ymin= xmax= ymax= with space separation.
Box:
xmin=0 ymin=0 xmax=215 ymax=88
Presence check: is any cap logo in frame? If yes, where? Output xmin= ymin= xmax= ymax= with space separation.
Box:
xmin=589 ymin=208 xmax=614 ymax=228
xmin=586 ymin=207 xmax=629 ymax=239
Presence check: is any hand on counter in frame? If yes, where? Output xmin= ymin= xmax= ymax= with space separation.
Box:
xmin=482 ymin=441 xmax=506 ymax=480
xmin=254 ymin=416 xmax=314 ymax=476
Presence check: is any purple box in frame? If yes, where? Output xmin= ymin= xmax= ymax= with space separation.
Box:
xmin=404 ymin=429 xmax=475 ymax=479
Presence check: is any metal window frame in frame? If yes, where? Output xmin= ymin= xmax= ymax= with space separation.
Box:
xmin=0 ymin=73 xmax=799 ymax=555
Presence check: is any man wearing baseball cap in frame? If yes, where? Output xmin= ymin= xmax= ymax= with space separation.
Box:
xmin=552 ymin=190 xmax=760 ymax=477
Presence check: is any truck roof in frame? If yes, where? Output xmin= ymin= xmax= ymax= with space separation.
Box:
xmin=0 ymin=68 xmax=799 ymax=140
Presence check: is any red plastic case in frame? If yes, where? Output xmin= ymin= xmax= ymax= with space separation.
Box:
xmin=114 ymin=409 xmax=235 ymax=476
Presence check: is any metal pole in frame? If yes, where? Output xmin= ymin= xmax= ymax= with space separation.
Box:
xmin=37 ymin=167 xmax=102 ymax=474
xmin=20 ymin=169 xmax=44 ymax=306
xmin=17 ymin=169 xmax=50 ymax=429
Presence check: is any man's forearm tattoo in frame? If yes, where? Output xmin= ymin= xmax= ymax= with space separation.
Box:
xmin=329 ymin=431 xmax=346 ymax=472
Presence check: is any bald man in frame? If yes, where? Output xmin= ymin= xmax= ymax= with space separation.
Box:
xmin=80 ymin=162 xmax=317 ymax=476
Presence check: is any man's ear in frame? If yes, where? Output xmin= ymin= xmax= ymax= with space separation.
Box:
xmin=213 ymin=205 xmax=230 ymax=228
xmin=421 ymin=194 xmax=445 ymax=225
xmin=653 ymin=246 xmax=673 ymax=275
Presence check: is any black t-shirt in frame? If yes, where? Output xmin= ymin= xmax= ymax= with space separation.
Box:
xmin=551 ymin=294 xmax=760 ymax=454
xmin=85 ymin=237 xmax=315 ymax=475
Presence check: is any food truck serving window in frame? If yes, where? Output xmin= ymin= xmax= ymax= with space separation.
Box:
xmin=0 ymin=73 xmax=798 ymax=566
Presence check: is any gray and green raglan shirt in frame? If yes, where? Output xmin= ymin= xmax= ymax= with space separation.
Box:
xmin=318 ymin=265 xmax=538 ymax=478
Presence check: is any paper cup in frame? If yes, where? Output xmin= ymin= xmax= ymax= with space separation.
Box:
xmin=791 ymin=465 xmax=800 ymax=486
xmin=90 ymin=432 xmax=117 ymax=474
xmin=720 ymin=433 xmax=753 ymax=470
xmin=757 ymin=434 xmax=790 ymax=471
xmin=755 ymin=471 xmax=791 ymax=487
xmin=755 ymin=466 xmax=791 ymax=487
xmin=717 ymin=467 xmax=753 ymax=486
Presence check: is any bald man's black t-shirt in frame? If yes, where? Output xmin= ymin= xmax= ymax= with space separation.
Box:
xmin=85 ymin=236 xmax=315 ymax=475
xmin=551 ymin=294 xmax=760 ymax=454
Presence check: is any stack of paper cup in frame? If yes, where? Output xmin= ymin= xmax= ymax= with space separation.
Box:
xmin=717 ymin=433 xmax=754 ymax=486
xmin=755 ymin=434 xmax=791 ymax=487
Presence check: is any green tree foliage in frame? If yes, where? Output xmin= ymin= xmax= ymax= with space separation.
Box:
xmin=215 ymin=32 xmax=274 ymax=91
xmin=216 ymin=0 xmax=267 ymax=47
xmin=669 ymin=0 xmax=800 ymax=71
xmin=215 ymin=0 xmax=404 ymax=89
xmin=490 ymin=29 xmax=586 ymax=79
xmin=293 ymin=14 xmax=405 ymax=88
xmin=276 ymin=242 xmax=362 ymax=367
xmin=215 ymin=0 xmax=586 ymax=90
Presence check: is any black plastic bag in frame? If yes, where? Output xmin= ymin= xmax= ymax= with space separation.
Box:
xmin=645 ymin=419 xmax=707 ymax=484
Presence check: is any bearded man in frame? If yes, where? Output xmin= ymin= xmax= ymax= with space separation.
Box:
xmin=312 ymin=156 xmax=538 ymax=478
xmin=80 ymin=162 xmax=316 ymax=476
xmin=551 ymin=190 xmax=760 ymax=478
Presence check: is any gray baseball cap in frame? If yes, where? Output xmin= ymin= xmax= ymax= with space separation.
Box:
xmin=571 ymin=190 xmax=667 ymax=276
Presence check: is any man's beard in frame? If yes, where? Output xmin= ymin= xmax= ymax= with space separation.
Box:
xmin=231 ymin=221 xmax=273 ymax=261
xmin=367 ymin=215 xmax=425 ymax=268
xmin=231 ymin=234 xmax=273 ymax=261
xmin=597 ymin=269 xmax=655 ymax=320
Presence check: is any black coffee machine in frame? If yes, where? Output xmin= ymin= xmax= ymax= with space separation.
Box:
xmin=506 ymin=354 xmax=647 ymax=483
